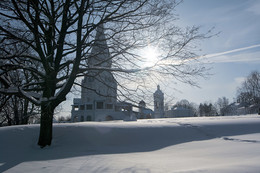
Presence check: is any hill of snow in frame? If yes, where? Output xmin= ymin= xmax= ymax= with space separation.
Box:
xmin=1 ymin=115 xmax=260 ymax=173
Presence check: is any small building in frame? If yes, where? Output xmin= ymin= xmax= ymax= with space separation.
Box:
xmin=226 ymin=102 xmax=260 ymax=116
xmin=165 ymin=106 xmax=194 ymax=118
xmin=138 ymin=100 xmax=153 ymax=119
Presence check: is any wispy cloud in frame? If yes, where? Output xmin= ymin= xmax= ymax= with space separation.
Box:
xmin=201 ymin=44 xmax=260 ymax=63
xmin=246 ymin=1 xmax=260 ymax=15
xmin=234 ymin=77 xmax=246 ymax=85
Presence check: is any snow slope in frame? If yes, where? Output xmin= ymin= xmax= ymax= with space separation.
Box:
xmin=1 ymin=115 xmax=260 ymax=173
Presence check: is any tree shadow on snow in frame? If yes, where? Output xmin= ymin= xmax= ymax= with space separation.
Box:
xmin=1 ymin=120 xmax=260 ymax=172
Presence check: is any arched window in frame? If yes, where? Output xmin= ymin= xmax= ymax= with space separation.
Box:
xmin=87 ymin=116 xmax=92 ymax=121
xmin=73 ymin=116 xmax=78 ymax=122
xmin=80 ymin=116 xmax=84 ymax=122
xmin=105 ymin=115 xmax=113 ymax=121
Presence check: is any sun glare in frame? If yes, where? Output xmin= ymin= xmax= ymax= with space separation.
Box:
xmin=141 ymin=46 xmax=160 ymax=67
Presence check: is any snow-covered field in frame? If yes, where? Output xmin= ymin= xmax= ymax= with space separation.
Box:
xmin=1 ymin=115 xmax=260 ymax=173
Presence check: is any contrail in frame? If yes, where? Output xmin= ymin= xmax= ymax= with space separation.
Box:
xmin=204 ymin=44 xmax=260 ymax=58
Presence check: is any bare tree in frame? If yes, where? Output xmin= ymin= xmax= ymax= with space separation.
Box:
xmin=0 ymin=0 xmax=210 ymax=147
xmin=216 ymin=97 xmax=229 ymax=116
xmin=0 ymin=61 xmax=38 ymax=126
xmin=237 ymin=71 xmax=260 ymax=105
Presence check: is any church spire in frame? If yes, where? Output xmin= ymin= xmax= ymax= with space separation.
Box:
xmin=95 ymin=23 xmax=105 ymax=42
xmin=89 ymin=23 xmax=111 ymax=68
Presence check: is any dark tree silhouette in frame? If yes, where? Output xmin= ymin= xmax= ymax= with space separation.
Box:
xmin=0 ymin=0 xmax=210 ymax=147
xmin=237 ymin=71 xmax=260 ymax=105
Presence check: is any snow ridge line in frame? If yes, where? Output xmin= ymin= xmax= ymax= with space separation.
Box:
xmin=221 ymin=137 xmax=260 ymax=143
xmin=176 ymin=122 xmax=216 ymax=138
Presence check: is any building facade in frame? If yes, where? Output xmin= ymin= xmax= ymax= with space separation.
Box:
xmin=71 ymin=25 xmax=166 ymax=122
xmin=71 ymin=24 xmax=130 ymax=122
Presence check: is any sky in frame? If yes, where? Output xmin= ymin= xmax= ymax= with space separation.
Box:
xmin=162 ymin=0 xmax=260 ymax=105
xmin=58 ymin=0 xmax=260 ymax=118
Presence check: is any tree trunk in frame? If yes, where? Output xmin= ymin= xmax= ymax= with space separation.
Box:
xmin=14 ymin=97 xmax=20 ymax=125
xmin=6 ymin=112 xmax=13 ymax=126
xmin=38 ymin=102 xmax=54 ymax=148
xmin=21 ymin=99 xmax=29 ymax=124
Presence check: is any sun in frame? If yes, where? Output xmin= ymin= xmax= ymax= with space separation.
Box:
xmin=140 ymin=46 xmax=160 ymax=67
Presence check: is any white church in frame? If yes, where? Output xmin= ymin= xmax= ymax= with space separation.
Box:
xmin=71 ymin=24 xmax=164 ymax=122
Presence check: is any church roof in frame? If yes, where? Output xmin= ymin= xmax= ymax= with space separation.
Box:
xmin=139 ymin=100 xmax=145 ymax=104
xmin=154 ymin=85 xmax=163 ymax=96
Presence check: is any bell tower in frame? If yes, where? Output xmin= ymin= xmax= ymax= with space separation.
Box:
xmin=153 ymin=85 xmax=164 ymax=118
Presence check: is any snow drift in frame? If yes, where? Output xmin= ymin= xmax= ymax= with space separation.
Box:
xmin=1 ymin=115 xmax=260 ymax=173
